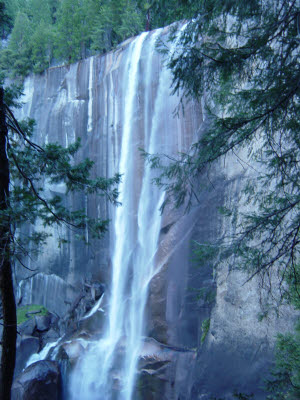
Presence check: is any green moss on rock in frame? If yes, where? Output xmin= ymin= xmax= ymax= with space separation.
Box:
xmin=17 ymin=304 xmax=48 ymax=325
xmin=201 ymin=318 xmax=210 ymax=345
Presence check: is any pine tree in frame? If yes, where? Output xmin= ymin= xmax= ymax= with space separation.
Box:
xmin=91 ymin=0 xmax=143 ymax=53
xmin=30 ymin=21 xmax=53 ymax=72
xmin=6 ymin=11 xmax=33 ymax=76
xmin=0 ymin=86 xmax=16 ymax=400
xmin=265 ymin=265 xmax=300 ymax=399
xmin=137 ymin=0 xmax=198 ymax=29
xmin=0 ymin=0 xmax=13 ymax=38
xmin=54 ymin=0 xmax=90 ymax=62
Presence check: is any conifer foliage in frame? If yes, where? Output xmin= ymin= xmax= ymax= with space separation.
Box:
xmin=0 ymin=3 xmax=121 ymax=398
xmin=148 ymin=0 xmax=300 ymax=300
xmin=0 ymin=87 xmax=121 ymax=399
xmin=0 ymin=0 xmax=144 ymax=76
xmin=0 ymin=0 xmax=299 ymax=398
xmin=0 ymin=90 xmax=121 ymax=399
xmin=0 ymin=0 xmax=201 ymax=77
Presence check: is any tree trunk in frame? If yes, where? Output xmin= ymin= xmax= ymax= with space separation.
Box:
xmin=146 ymin=10 xmax=151 ymax=31
xmin=0 ymin=87 xmax=17 ymax=400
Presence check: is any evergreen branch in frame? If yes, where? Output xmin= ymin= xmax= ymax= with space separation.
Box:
xmin=14 ymin=255 xmax=37 ymax=272
xmin=5 ymin=105 xmax=43 ymax=152
xmin=8 ymin=144 xmax=80 ymax=229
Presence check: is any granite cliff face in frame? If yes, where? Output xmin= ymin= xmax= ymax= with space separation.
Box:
xmin=14 ymin=26 xmax=295 ymax=400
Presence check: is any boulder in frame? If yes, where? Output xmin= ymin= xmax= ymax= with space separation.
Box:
xmin=35 ymin=314 xmax=51 ymax=332
xmin=136 ymin=337 xmax=196 ymax=400
xmin=40 ymin=328 xmax=60 ymax=350
xmin=50 ymin=312 xmax=60 ymax=327
xmin=12 ymin=360 xmax=61 ymax=400
xmin=18 ymin=318 xmax=36 ymax=336
xmin=62 ymin=340 xmax=85 ymax=362
xmin=42 ymin=328 xmax=60 ymax=342
xmin=15 ymin=336 xmax=40 ymax=376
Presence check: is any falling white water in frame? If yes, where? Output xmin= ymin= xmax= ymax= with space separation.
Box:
xmin=87 ymin=57 xmax=94 ymax=133
xmin=70 ymin=32 xmax=150 ymax=400
xmin=81 ymin=294 xmax=104 ymax=320
xmin=122 ymin=29 xmax=164 ymax=400
xmin=26 ymin=339 xmax=60 ymax=368
xmin=70 ymin=25 xmax=187 ymax=400
xmin=121 ymin=32 xmax=188 ymax=399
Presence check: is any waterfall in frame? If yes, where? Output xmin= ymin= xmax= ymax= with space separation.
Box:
xmin=69 ymin=25 xmax=188 ymax=400
xmin=13 ymin=18 xmax=204 ymax=398
xmin=70 ymin=31 xmax=158 ymax=400
xmin=87 ymin=57 xmax=94 ymax=134
xmin=122 ymin=29 xmax=164 ymax=400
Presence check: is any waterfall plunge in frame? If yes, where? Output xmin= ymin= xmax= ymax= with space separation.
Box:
xmin=14 ymin=20 xmax=201 ymax=399
xmin=70 ymin=31 xmax=161 ymax=400
xmin=70 ymin=25 xmax=187 ymax=400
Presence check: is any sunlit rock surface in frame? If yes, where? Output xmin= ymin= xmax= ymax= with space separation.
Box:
xmin=14 ymin=26 xmax=296 ymax=400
